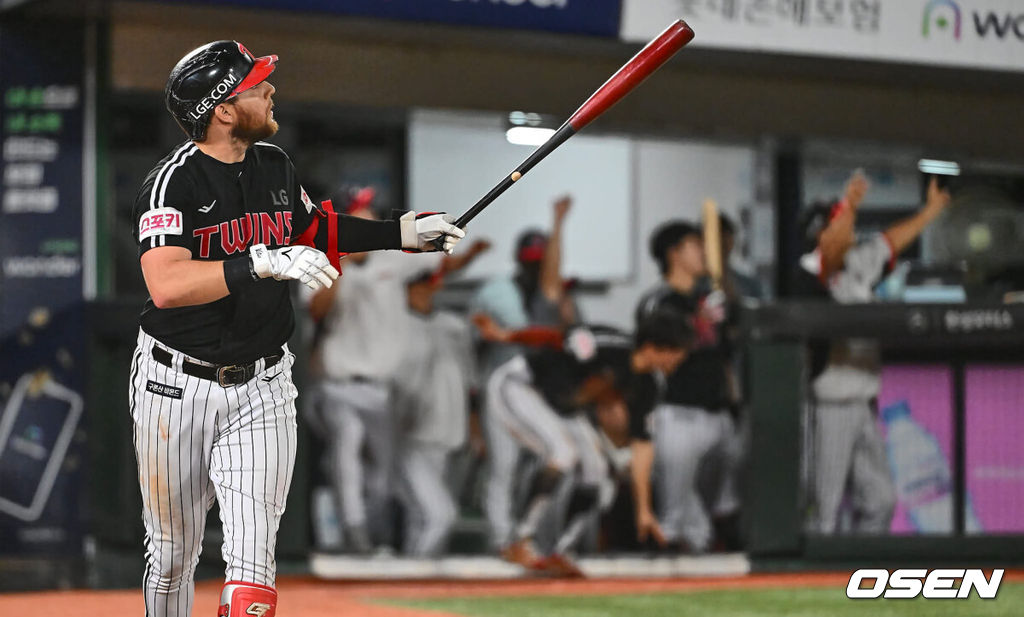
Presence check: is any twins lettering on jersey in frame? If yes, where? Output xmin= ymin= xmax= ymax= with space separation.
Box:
xmin=194 ymin=211 xmax=294 ymax=258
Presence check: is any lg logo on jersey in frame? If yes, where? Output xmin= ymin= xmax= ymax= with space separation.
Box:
xmin=846 ymin=569 xmax=1003 ymax=599
xmin=270 ymin=189 xmax=288 ymax=206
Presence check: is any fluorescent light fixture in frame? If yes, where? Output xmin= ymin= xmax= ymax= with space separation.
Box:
xmin=506 ymin=126 xmax=555 ymax=146
xmin=508 ymin=111 xmax=544 ymax=127
xmin=918 ymin=158 xmax=961 ymax=176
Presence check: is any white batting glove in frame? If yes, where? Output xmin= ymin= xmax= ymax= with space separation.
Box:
xmin=399 ymin=211 xmax=466 ymax=254
xmin=249 ymin=243 xmax=340 ymax=290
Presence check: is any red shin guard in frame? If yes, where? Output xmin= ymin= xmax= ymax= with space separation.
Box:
xmin=217 ymin=581 xmax=277 ymax=617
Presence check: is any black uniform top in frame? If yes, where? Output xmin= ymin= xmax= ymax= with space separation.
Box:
xmin=132 ymin=140 xmax=400 ymax=364
xmin=635 ymin=284 xmax=730 ymax=411
xmin=525 ymin=326 xmax=660 ymax=428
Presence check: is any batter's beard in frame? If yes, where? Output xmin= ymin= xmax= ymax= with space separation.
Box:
xmin=231 ymin=107 xmax=278 ymax=143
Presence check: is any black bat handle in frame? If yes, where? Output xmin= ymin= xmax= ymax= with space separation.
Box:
xmin=432 ymin=123 xmax=576 ymax=252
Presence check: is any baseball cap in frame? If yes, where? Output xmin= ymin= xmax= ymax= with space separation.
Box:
xmin=344 ymin=186 xmax=376 ymax=215
xmin=515 ymin=230 xmax=548 ymax=264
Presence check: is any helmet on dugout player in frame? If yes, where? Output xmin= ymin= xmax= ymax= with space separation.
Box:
xmin=165 ymin=40 xmax=278 ymax=141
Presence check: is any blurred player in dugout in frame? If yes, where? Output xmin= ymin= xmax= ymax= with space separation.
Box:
xmin=470 ymin=195 xmax=582 ymax=552
xmin=633 ymin=220 xmax=742 ymax=553
xmin=794 ymin=170 xmax=950 ymax=534
xmin=303 ymin=187 xmax=488 ymax=553
xmin=390 ymin=249 xmax=491 ymax=556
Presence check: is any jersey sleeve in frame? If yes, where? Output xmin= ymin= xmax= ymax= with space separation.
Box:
xmin=133 ymin=169 xmax=196 ymax=256
xmin=628 ymin=397 xmax=654 ymax=441
xmin=627 ymin=373 xmax=661 ymax=441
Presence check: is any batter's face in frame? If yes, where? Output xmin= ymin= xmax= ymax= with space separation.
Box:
xmin=227 ymin=81 xmax=278 ymax=143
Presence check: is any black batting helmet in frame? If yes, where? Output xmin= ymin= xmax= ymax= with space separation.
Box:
xmin=165 ymin=40 xmax=278 ymax=141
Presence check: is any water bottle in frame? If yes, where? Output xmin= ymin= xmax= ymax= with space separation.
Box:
xmin=882 ymin=400 xmax=982 ymax=533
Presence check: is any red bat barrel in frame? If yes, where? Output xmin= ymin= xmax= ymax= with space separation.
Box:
xmin=568 ymin=20 xmax=694 ymax=131
xmin=445 ymin=19 xmax=695 ymax=234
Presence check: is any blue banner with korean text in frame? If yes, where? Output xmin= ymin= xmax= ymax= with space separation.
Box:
xmin=0 ymin=22 xmax=88 ymax=556
xmin=179 ymin=0 xmax=622 ymax=37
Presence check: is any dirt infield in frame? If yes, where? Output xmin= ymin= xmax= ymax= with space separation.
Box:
xmin=1 ymin=571 xmax=1021 ymax=617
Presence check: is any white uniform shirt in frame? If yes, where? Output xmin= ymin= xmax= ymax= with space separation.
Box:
xmin=799 ymin=233 xmax=893 ymax=304
xmin=394 ymin=310 xmax=477 ymax=450
xmin=315 ymin=251 xmax=441 ymax=381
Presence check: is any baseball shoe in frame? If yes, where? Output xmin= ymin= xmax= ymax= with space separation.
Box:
xmin=344 ymin=524 xmax=373 ymax=555
xmin=500 ymin=538 xmax=544 ymax=571
xmin=537 ymin=553 xmax=585 ymax=578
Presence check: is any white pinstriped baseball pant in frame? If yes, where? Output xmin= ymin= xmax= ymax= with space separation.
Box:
xmin=129 ymin=329 xmax=297 ymax=617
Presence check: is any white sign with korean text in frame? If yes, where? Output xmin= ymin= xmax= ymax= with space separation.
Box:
xmin=621 ymin=0 xmax=1024 ymax=72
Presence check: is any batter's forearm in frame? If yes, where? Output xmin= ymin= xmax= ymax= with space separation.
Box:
xmin=142 ymin=251 xmax=233 ymax=308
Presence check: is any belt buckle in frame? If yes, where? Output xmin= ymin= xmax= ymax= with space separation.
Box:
xmin=217 ymin=365 xmax=245 ymax=387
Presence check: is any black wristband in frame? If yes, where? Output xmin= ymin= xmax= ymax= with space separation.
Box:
xmin=224 ymin=255 xmax=259 ymax=295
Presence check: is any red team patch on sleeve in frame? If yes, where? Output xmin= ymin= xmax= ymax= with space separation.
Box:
xmin=300 ymin=186 xmax=316 ymax=214
xmin=139 ymin=207 xmax=184 ymax=242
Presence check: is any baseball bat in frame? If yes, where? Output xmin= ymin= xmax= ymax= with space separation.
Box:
xmin=702 ymin=198 xmax=722 ymax=290
xmin=436 ymin=19 xmax=695 ymax=249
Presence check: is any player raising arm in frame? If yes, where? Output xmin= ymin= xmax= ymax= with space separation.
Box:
xmin=793 ymin=170 xmax=951 ymax=535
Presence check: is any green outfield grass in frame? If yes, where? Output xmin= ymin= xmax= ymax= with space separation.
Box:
xmin=388 ymin=583 xmax=1024 ymax=617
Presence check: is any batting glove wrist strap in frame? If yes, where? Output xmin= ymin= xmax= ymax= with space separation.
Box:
xmin=399 ymin=211 xmax=466 ymax=254
xmin=249 ymin=243 xmax=275 ymax=279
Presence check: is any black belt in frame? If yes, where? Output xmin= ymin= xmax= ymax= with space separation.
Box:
xmin=151 ymin=346 xmax=283 ymax=387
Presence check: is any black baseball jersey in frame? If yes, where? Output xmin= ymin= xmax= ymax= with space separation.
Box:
xmin=132 ymin=140 xmax=319 ymax=364
xmin=525 ymin=326 xmax=660 ymax=421
xmin=635 ymin=285 xmax=730 ymax=410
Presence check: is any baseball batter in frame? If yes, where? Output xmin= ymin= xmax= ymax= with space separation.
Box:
xmin=794 ymin=171 xmax=950 ymax=534
xmin=130 ymin=41 xmax=463 ymax=617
